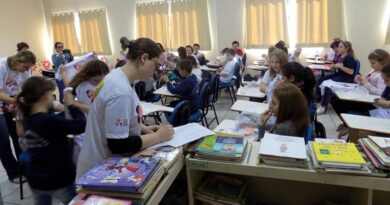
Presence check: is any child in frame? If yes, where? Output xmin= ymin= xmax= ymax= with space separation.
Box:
xmin=186 ymin=55 xmax=202 ymax=84
xmin=67 ymin=60 xmax=110 ymax=114
xmin=185 ymin=45 xmax=200 ymax=67
xmin=193 ymin=43 xmax=206 ymax=65
xmin=232 ymin=41 xmax=244 ymax=57
xmin=260 ymin=49 xmax=288 ymax=103
xmin=52 ymin=42 xmax=72 ymax=103
xmin=324 ymin=38 xmax=341 ymax=62
xmin=0 ymin=50 xmax=35 ymax=183
xmin=281 ymin=62 xmax=316 ymax=104
xmin=368 ymin=63 xmax=390 ymax=119
xmin=76 ymin=38 xmax=174 ymax=179
xmin=316 ymin=41 xmax=356 ymax=114
xmin=160 ymin=59 xmax=200 ymax=114
xmin=16 ymin=76 xmax=86 ymax=204
xmin=259 ymin=83 xmax=309 ymax=139
xmin=219 ymin=48 xmax=237 ymax=87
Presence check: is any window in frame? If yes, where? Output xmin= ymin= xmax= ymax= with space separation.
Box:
xmin=51 ymin=9 xmax=112 ymax=56
xmin=52 ymin=13 xmax=81 ymax=55
xmin=296 ymin=0 xmax=344 ymax=47
xmin=136 ymin=0 xmax=211 ymax=50
xmin=245 ymin=0 xmax=288 ymax=48
xmin=79 ymin=10 xmax=112 ymax=55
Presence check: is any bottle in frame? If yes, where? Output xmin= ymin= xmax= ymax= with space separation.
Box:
xmin=315 ymin=50 xmax=319 ymax=61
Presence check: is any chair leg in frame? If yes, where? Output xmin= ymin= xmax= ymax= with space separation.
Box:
xmin=19 ymin=162 xmax=23 ymax=200
xmin=212 ymin=104 xmax=219 ymax=124
xmin=227 ymin=89 xmax=234 ymax=104
xmin=231 ymin=86 xmax=237 ymax=101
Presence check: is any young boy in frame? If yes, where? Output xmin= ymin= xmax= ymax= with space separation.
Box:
xmin=219 ymin=48 xmax=237 ymax=87
xmin=160 ymin=59 xmax=200 ymax=114
xmin=193 ymin=43 xmax=206 ymax=65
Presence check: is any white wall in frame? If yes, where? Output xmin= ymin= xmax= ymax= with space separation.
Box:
xmin=344 ymin=0 xmax=390 ymax=74
xmin=0 ymin=0 xmax=48 ymax=59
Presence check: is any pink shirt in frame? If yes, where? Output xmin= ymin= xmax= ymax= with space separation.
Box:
xmin=362 ymin=69 xmax=386 ymax=95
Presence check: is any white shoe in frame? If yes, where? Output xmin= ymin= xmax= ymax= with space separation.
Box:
xmin=316 ymin=106 xmax=326 ymax=115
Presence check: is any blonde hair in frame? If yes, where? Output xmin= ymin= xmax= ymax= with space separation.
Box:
xmin=269 ymin=49 xmax=288 ymax=79
xmin=7 ymin=50 xmax=36 ymax=68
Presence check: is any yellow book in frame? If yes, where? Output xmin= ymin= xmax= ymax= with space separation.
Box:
xmin=312 ymin=142 xmax=365 ymax=164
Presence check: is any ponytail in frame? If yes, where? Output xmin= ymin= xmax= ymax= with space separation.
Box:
xmin=69 ymin=60 xmax=109 ymax=88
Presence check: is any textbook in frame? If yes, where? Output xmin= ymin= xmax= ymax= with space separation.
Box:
xmin=69 ymin=193 xmax=132 ymax=205
xmin=194 ymin=174 xmax=247 ymax=205
xmin=77 ymin=156 xmax=161 ymax=193
xmin=368 ymin=135 xmax=390 ymax=156
xmin=134 ymin=146 xmax=183 ymax=171
xmin=311 ymin=141 xmax=365 ymax=165
xmin=362 ymin=138 xmax=390 ymax=167
xmin=195 ymin=132 xmax=248 ymax=162
xmin=358 ymin=139 xmax=390 ymax=172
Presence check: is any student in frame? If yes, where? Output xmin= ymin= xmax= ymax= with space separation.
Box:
xmin=216 ymin=47 xmax=230 ymax=66
xmin=281 ymin=62 xmax=316 ymax=104
xmin=260 ymin=49 xmax=289 ymax=103
xmin=160 ymin=59 xmax=200 ymax=114
xmin=52 ymin=42 xmax=72 ymax=103
xmin=157 ymin=43 xmax=168 ymax=68
xmin=372 ymin=63 xmax=390 ymax=112
xmin=193 ymin=43 xmax=206 ymax=65
xmin=185 ymin=45 xmax=200 ymax=67
xmin=16 ymin=42 xmax=29 ymax=52
xmin=119 ymin=36 xmax=130 ymax=61
xmin=316 ymin=41 xmax=356 ymax=114
xmin=289 ymin=48 xmax=302 ymax=63
xmin=0 ymin=50 xmax=35 ymax=183
xmin=76 ymin=38 xmax=174 ymax=179
xmin=261 ymin=46 xmax=276 ymax=66
xmin=275 ymin=40 xmax=288 ymax=54
xmin=16 ymin=76 xmax=86 ymax=205
xmin=178 ymin=46 xmax=187 ymax=61
xmin=259 ymin=83 xmax=309 ymax=138
xmin=232 ymin=41 xmax=244 ymax=57
xmin=67 ymin=60 xmax=110 ymax=114
xmin=186 ymin=55 xmax=202 ymax=84
xmin=324 ymin=38 xmax=341 ymax=62
xmin=219 ymin=48 xmax=237 ymax=87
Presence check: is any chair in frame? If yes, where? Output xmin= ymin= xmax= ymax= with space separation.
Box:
xmin=166 ymin=101 xmax=192 ymax=127
xmin=207 ymin=75 xmax=220 ymax=125
xmin=197 ymin=82 xmax=212 ymax=128
xmin=241 ymin=53 xmax=247 ymax=73
xmin=353 ymin=59 xmax=361 ymax=77
xmin=219 ymin=62 xmax=239 ymax=103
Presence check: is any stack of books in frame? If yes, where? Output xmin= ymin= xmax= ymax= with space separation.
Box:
xmin=308 ymin=140 xmax=370 ymax=174
xmin=194 ymin=174 xmax=248 ymax=205
xmin=259 ymin=133 xmax=308 ymax=168
xmin=134 ymin=146 xmax=183 ymax=171
xmin=76 ymin=156 xmax=164 ymax=204
xmin=69 ymin=193 xmax=132 ymax=205
xmin=195 ymin=132 xmax=248 ymax=162
xmin=358 ymin=136 xmax=390 ymax=172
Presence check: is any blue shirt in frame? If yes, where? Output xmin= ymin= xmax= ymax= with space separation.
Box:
xmin=51 ymin=53 xmax=71 ymax=72
xmin=167 ymin=74 xmax=200 ymax=113
xmin=381 ymin=86 xmax=390 ymax=100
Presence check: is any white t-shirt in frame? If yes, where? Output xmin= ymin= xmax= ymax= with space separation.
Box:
xmin=76 ymin=68 xmax=142 ymax=179
xmin=327 ymin=50 xmax=336 ymax=61
xmin=76 ymin=81 xmax=96 ymax=105
xmin=220 ymin=60 xmax=236 ymax=83
xmin=260 ymin=70 xmax=275 ymax=85
xmin=0 ymin=58 xmax=30 ymax=114
xmin=192 ymin=68 xmax=202 ymax=84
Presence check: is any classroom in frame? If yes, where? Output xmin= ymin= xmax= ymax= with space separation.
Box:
xmin=1 ymin=0 xmax=390 ymax=204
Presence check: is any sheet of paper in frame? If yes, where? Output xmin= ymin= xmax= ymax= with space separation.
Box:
xmin=147 ymin=123 xmax=215 ymax=150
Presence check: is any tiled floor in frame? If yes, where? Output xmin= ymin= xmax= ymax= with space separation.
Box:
xmin=0 ymin=91 xmax=343 ymax=205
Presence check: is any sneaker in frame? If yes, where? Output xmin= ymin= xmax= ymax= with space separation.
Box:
xmin=336 ymin=123 xmax=345 ymax=131
xmin=337 ymin=127 xmax=349 ymax=138
xmin=316 ymin=106 xmax=326 ymax=115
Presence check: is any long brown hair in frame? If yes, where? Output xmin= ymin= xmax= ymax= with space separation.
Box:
xmin=16 ymin=76 xmax=56 ymax=118
xmin=69 ymin=60 xmax=109 ymax=88
xmin=339 ymin=41 xmax=355 ymax=58
xmin=126 ymin=38 xmax=162 ymax=61
xmin=273 ymin=83 xmax=309 ymax=137
xmin=368 ymin=49 xmax=390 ymax=66
xmin=269 ymin=49 xmax=288 ymax=79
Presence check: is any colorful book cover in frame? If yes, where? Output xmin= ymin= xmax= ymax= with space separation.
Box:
xmin=196 ymin=132 xmax=246 ymax=156
xmin=84 ymin=195 xmax=132 ymax=205
xmin=77 ymin=157 xmax=160 ymax=193
xmin=358 ymin=139 xmax=387 ymax=170
xmin=363 ymin=138 xmax=390 ymax=165
xmin=312 ymin=142 xmax=365 ymax=164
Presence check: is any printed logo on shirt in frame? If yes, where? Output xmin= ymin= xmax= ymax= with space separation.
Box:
xmin=115 ymin=118 xmax=129 ymax=127
xmin=91 ymin=82 xmax=104 ymax=103
xmin=6 ymin=76 xmax=13 ymax=88
xmin=86 ymin=90 xmax=95 ymax=100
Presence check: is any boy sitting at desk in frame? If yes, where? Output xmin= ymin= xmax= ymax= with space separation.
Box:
xmin=160 ymin=59 xmax=200 ymax=114
xmin=219 ymin=48 xmax=237 ymax=87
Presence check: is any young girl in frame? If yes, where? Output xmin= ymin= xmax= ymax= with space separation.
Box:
xmin=369 ymin=63 xmax=390 ymax=119
xmin=260 ymin=49 xmax=289 ymax=103
xmin=316 ymin=40 xmax=356 ymax=114
xmin=76 ymin=38 xmax=174 ymax=179
xmin=67 ymin=60 xmax=110 ymax=114
xmin=281 ymin=62 xmax=316 ymax=104
xmin=259 ymin=83 xmax=309 ymax=139
xmin=0 ymin=50 xmax=35 ymax=183
xmin=16 ymin=76 xmax=86 ymax=204
xmin=186 ymin=55 xmax=202 ymax=84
